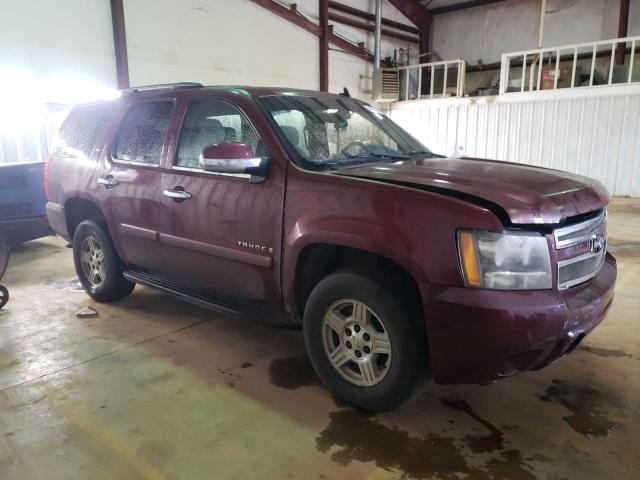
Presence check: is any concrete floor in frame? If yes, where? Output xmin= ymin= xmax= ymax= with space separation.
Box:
xmin=0 ymin=199 xmax=638 ymax=480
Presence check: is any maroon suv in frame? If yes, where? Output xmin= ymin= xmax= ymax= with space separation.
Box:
xmin=45 ymin=83 xmax=616 ymax=411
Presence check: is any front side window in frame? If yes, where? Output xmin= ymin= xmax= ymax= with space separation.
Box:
xmin=113 ymin=101 xmax=173 ymax=165
xmin=176 ymin=99 xmax=260 ymax=169
xmin=259 ymin=95 xmax=436 ymax=171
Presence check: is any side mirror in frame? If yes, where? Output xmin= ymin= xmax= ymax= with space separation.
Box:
xmin=199 ymin=143 xmax=262 ymax=174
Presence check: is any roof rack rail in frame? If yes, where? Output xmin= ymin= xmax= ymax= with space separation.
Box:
xmin=122 ymin=82 xmax=203 ymax=94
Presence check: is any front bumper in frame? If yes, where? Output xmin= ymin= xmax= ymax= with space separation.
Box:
xmin=420 ymin=253 xmax=616 ymax=384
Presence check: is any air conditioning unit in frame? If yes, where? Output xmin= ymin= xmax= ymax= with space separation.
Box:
xmin=372 ymin=69 xmax=399 ymax=102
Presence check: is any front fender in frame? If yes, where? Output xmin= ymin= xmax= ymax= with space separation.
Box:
xmin=282 ymin=215 xmax=430 ymax=318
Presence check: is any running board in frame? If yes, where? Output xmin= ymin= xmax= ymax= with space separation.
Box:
xmin=123 ymin=269 xmax=294 ymax=327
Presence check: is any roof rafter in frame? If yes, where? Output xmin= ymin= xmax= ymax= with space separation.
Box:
xmin=427 ymin=0 xmax=510 ymax=15
xmin=249 ymin=0 xmax=390 ymax=66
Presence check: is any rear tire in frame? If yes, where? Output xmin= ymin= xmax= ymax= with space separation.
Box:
xmin=303 ymin=269 xmax=428 ymax=412
xmin=72 ymin=220 xmax=134 ymax=302
xmin=0 ymin=285 xmax=9 ymax=309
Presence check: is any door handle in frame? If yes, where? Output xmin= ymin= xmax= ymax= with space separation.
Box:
xmin=163 ymin=188 xmax=192 ymax=201
xmin=98 ymin=176 xmax=119 ymax=189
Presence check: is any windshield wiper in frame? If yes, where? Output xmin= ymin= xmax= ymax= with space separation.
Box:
xmin=342 ymin=152 xmax=410 ymax=161
xmin=407 ymin=150 xmax=445 ymax=158
xmin=312 ymin=151 xmax=410 ymax=171
xmin=314 ymin=157 xmax=401 ymax=171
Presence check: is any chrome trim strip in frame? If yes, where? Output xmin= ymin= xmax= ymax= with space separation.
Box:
xmin=111 ymin=158 xmax=161 ymax=168
xmin=553 ymin=210 xmax=606 ymax=249
xmin=557 ymin=249 xmax=606 ymax=290
xmin=171 ymin=165 xmax=251 ymax=179
xmin=199 ymin=156 xmax=261 ymax=173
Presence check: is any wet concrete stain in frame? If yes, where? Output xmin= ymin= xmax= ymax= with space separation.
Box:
xmin=130 ymin=304 xmax=152 ymax=313
xmin=579 ymin=345 xmax=632 ymax=359
xmin=316 ymin=409 xmax=536 ymax=480
xmin=137 ymin=372 xmax=175 ymax=387
xmin=537 ymin=379 xmax=619 ymax=438
xmin=216 ymin=368 xmax=243 ymax=387
xmin=44 ymin=278 xmax=83 ymax=291
xmin=441 ymin=398 xmax=505 ymax=453
xmin=269 ymin=354 xmax=321 ymax=390
xmin=136 ymin=440 xmax=175 ymax=469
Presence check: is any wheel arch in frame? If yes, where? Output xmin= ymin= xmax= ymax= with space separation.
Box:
xmin=64 ymin=197 xmax=108 ymax=240
xmin=290 ymin=240 xmax=425 ymax=322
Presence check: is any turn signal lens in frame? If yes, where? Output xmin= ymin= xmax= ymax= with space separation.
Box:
xmin=458 ymin=231 xmax=481 ymax=287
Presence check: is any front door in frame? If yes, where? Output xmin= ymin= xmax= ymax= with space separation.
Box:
xmin=158 ymin=97 xmax=285 ymax=302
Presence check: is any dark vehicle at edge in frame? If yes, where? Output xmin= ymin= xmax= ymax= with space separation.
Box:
xmin=0 ymin=162 xmax=50 ymax=247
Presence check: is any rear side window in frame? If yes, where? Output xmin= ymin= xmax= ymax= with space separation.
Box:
xmin=53 ymin=104 xmax=114 ymax=159
xmin=176 ymin=99 xmax=260 ymax=169
xmin=113 ymin=101 xmax=173 ymax=165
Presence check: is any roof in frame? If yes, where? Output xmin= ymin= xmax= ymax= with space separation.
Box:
xmin=121 ymin=83 xmax=348 ymax=99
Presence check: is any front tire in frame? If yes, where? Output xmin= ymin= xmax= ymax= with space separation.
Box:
xmin=303 ymin=269 xmax=428 ymax=412
xmin=72 ymin=220 xmax=134 ymax=302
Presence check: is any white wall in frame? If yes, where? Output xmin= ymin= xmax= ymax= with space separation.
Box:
xmin=388 ymin=85 xmax=640 ymax=197
xmin=0 ymin=0 xmax=116 ymax=87
xmin=432 ymin=0 xmax=640 ymax=65
xmin=124 ymin=0 xmax=416 ymax=99
xmin=0 ymin=0 xmax=416 ymax=101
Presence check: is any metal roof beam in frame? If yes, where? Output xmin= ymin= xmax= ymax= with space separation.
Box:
xmin=429 ymin=0 xmax=510 ymax=15
xmin=249 ymin=0 xmax=389 ymax=66
xmin=328 ymin=1 xmax=420 ymax=35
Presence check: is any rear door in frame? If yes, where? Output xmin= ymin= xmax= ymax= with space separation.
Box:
xmin=97 ymin=99 xmax=174 ymax=272
xmin=157 ymin=96 xmax=285 ymax=302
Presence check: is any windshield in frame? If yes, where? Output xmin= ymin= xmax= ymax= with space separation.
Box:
xmin=259 ymin=95 xmax=435 ymax=170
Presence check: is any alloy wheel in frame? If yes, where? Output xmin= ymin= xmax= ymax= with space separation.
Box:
xmin=79 ymin=236 xmax=106 ymax=288
xmin=321 ymin=299 xmax=392 ymax=387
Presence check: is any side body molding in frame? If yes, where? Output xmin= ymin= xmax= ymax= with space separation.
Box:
xmin=121 ymin=223 xmax=272 ymax=268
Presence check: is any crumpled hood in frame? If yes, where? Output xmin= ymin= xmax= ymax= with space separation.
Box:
xmin=334 ymin=156 xmax=609 ymax=224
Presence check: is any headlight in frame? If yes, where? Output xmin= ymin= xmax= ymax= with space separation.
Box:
xmin=457 ymin=230 xmax=552 ymax=290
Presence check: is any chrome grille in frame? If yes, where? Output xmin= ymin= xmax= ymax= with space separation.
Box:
xmin=554 ymin=210 xmax=607 ymax=290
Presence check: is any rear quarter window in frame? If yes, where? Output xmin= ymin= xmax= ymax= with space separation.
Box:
xmin=52 ymin=104 xmax=115 ymax=160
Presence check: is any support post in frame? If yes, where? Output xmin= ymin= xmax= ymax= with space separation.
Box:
xmin=418 ymin=19 xmax=430 ymax=96
xmin=538 ymin=0 xmax=547 ymax=48
xmin=319 ymin=0 xmax=329 ymax=91
xmin=110 ymin=0 xmax=129 ymax=89
xmin=374 ymin=0 xmax=382 ymax=70
xmin=616 ymin=0 xmax=630 ymax=64
xmin=419 ymin=19 xmax=430 ymax=60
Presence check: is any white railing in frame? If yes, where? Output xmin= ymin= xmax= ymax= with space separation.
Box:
xmin=499 ymin=35 xmax=640 ymax=94
xmin=383 ymin=59 xmax=466 ymax=101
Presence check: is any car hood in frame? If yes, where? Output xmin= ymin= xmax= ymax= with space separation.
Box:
xmin=333 ymin=156 xmax=609 ymax=225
